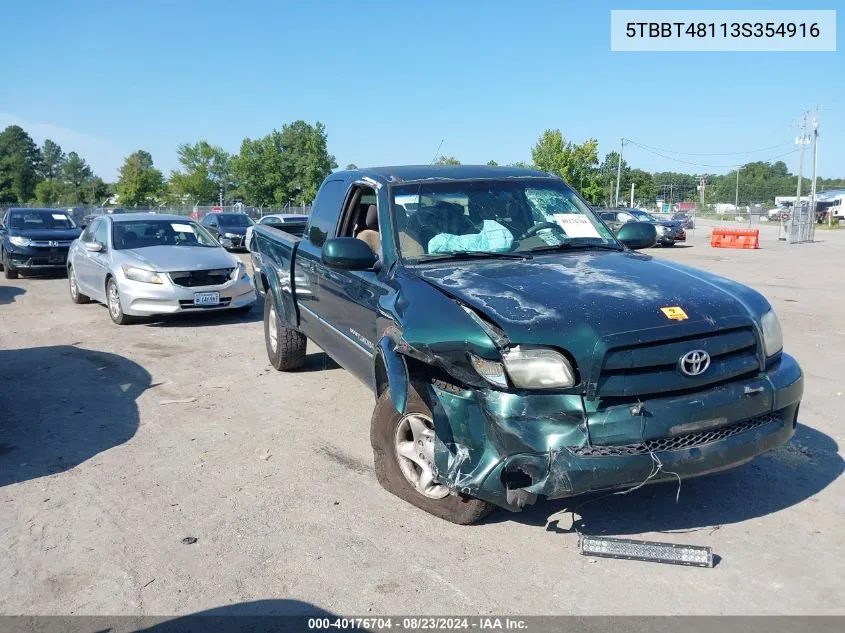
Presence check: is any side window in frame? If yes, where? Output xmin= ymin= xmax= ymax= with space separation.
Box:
xmin=94 ymin=220 xmax=109 ymax=247
xmin=618 ymin=212 xmax=634 ymax=223
xmin=307 ymin=179 xmax=347 ymax=246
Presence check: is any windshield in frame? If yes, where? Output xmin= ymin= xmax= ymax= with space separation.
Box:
xmin=7 ymin=210 xmax=77 ymax=230
xmin=217 ymin=214 xmax=253 ymax=227
xmin=392 ymin=179 xmax=617 ymax=262
xmin=630 ymin=210 xmax=657 ymax=221
xmin=112 ymin=220 xmax=219 ymax=249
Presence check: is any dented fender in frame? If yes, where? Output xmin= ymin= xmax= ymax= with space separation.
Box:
xmin=377 ymin=336 xmax=409 ymax=414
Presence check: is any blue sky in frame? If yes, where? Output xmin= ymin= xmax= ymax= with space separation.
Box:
xmin=1 ymin=0 xmax=841 ymax=181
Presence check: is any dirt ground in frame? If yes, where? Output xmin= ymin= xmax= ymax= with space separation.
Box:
xmin=1 ymin=220 xmax=843 ymax=617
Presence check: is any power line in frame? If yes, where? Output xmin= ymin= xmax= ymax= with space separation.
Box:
xmin=625 ymin=139 xmax=798 ymax=169
xmin=623 ymin=139 xmax=793 ymax=157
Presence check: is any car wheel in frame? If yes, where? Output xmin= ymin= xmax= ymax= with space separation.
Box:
xmin=68 ymin=266 xmax=91 ymax=304
xmin=370 ymin=383 xmax=493 ymax=525
xmin=664 ymin=240 xmax=676 ymax=247
xmin=106 ymin=277 xmax=134 ymax=325
xmin=3 ymin=251 xmax=19 ymax=279
xmin=264 ymin=294 xmax=306 ymax=370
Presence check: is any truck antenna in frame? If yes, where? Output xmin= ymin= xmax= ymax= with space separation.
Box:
xmin=430 ymin=139 xmax=445 ymax=165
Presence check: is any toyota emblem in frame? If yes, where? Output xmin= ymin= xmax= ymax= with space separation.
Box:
xmin=679 ymin=350 xmax=710 ymax=376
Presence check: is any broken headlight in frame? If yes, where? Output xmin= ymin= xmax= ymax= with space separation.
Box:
xmin=469 ymin=347 xmax=577 ymax=389
xmin=760 ymin=309 xmax=783 ymax=357
xmin=468 ymin=354 xmax=509 ymax=389
xmin=502 ymin=347 xmax=576 ymax=389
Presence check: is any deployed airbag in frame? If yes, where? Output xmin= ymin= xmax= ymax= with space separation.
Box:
xmin=428 ymin=220 xmax=514 ymax=254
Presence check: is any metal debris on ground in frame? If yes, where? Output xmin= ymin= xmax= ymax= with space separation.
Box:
xmin=578 ymin=535 xmax=714 ymax=568
xmin=159 ymin=397 xmax=198 ymax=405
xmin=181 ymin=537 xmax=198 ymax=545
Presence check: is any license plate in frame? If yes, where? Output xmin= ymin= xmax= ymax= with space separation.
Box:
xmin=48 ymin=256 xmax=64 ymax=264
xmin=193 ymin=292 xmax=220 ymax=306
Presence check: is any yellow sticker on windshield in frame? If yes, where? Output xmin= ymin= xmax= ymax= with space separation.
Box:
xmin=660 ymin=306 xmax=688 ymax=321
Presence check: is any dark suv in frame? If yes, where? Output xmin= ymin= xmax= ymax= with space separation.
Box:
xmin=0 ymin=208 xmax=83 ymax=279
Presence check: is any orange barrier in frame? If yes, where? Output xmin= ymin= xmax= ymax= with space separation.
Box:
xmin=711 ymin=228 xmax=759 ymax=249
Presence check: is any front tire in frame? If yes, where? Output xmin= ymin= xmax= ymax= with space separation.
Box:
xmin=106 ymin=277 xmax=134 ymax=325
xmin=3 ymin=251 xmax=19 ymax=279
xmin=370 ymin=384 xmax=493 ymax=525
xmin=264 ymin=294 xmax=306 ymax=370
xmin=68 ymin=266 xmax=90 ymax=304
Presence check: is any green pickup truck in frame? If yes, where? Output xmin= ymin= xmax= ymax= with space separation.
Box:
xmin=249 ymin=165 xmax=803 ymax=524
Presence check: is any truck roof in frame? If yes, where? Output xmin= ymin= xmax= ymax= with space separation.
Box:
xmin=337 ymin=165 xmax=557 ymax=184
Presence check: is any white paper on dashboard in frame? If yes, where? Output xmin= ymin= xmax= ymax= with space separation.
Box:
xmin=552 ymin=214 xmax=601 ymax=238
xmin=171 ymin=223 xmax=195 ymax=233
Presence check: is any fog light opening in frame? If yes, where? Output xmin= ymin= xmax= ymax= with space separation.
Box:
xmin=502 ymin=466 xmax=537 ymax=511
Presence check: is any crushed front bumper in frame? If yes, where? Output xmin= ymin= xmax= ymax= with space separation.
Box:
xmin=430 ymin=353 xmax=803 ymax=511
xmin=6 ymin=246 xmax=70 ymax=269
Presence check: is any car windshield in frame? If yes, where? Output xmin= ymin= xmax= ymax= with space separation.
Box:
xmin=112 ymin=220 xmax=219 ymax=249
xmin=393 ymin=179 xmax=618 ymax=262
xmin=6 ymin=210 xmax=77 ymax=230
xmin=216 ymin=214 xmax=253 ymax=227
xmin=630 ymin=210 xmax=657 ymax=221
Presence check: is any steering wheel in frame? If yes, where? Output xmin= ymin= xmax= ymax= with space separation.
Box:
xmin=518 ymin=221 xmax=564 ymax=240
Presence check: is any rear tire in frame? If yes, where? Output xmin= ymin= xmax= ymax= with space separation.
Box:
xmin=370 ymin=383 xmax=494 ymax=525
xmin=68 ymin=266 xmax=90 ymax=304
xmin=264 ymin=294 xmax=306 ymax=371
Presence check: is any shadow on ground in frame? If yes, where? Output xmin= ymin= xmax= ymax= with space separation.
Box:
xmin=0 ymin=345 xmax=151 ymax=487
xmin=484 ymin=424 xmax=843 ymax=534
xmin=299 ymin=351 xmax=341 ymax=372
xmin=0 ymin=285 xmax=25 ymax=304
xmin=131 ymin=600 xmax=339 ymax=632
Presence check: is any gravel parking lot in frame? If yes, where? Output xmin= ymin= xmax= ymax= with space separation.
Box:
xmin=1 ymin=220 xmax=843 ymax=617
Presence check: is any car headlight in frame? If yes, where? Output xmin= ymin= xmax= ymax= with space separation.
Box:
xmin=760 ymin=309 xmax=783 ymax=357
xmin=230 ymin=261 xmax=247 ymax=280
xmin=9 ymin=236 xmax=32 ymax=247
xmin=656 ymin=225 xmax=668 ymax=234
xmin=469 ymin=347 xmax=577 ymax=389
xmin=122 ymin=264 xmax=163 ymax=284
xmin=502 ymin=347 xmax=576 ymax=388
xmin=224 ymin=232 xmax=238 ymax=238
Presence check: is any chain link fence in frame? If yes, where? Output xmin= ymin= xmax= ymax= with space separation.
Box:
xmin=1 ymin=203 xmax=313 ymax=223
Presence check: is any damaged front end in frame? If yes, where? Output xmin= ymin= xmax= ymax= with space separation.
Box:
xmin=381 ymin=281 xmax=804 ymax=513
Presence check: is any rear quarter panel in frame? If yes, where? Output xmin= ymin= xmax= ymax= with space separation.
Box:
xmin=252 ymin=225 xmax=301 ymax=327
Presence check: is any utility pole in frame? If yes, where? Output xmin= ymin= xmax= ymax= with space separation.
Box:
xmin=794 ymin=111 xmax=809 ymax=227
xmin=630 ymin=182 xmax=635 ymax=207
xmin=614 ymin=138 xmax=625 ymax=206
xmin=734 ymin=167 xmax=740 ymax=214
xmin=809 ymin=112 xmax=823 ymax=227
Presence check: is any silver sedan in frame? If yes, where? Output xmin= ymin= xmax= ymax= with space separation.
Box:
xmin=67 ymin=213 xmax=256 ymax=324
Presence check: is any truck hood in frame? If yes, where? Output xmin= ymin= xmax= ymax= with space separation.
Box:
xmin=118 ymin=245 xmax=237 ymax=272
xmin=413 ymin=251 xmax=766 ymax=346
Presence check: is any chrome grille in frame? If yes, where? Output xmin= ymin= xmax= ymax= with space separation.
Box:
xmin=572 ymin=411 xmax=781 ymax=457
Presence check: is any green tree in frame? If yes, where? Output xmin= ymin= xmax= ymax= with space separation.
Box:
xmin=40 ymin=139 xmax=65 ymax=180
xmin=345 ymin=163 xmax=358 ymax=170
xmin=434 ymin=155 xmax=461 ymax=165
xmin=117 ymin=150 xmax=165 ymax=207
xmin=232 ymin=132 xmax=286 ymax=207
xmin=61 ymin=152 xmax=93 ymax=204
xmin=35 ymin=180 xmax=65 ymax=205
xmin=486 ymin=160 xmax=499 ymax=166
xmin=278 ymin=120 xmax=337 ymax=204
xmin=0 ymin=125 xmax=42 ymax=203
xmin=531 ymin=130 xmax=600 ymax=200
xmin=169 ymin=141 xmax=233 ymax=203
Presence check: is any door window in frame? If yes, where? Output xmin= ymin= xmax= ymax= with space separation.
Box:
xmin=93 ymin=220 xmax=109 ymax=248
xmin=307 ymin=179 xmax=347 ymax=246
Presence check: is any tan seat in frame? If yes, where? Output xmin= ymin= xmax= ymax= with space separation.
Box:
xmin=356 ymin=204 xmax=381 ymax=255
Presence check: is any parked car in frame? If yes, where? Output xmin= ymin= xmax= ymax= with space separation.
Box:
xmin=598 ymin=208 xmax=685 ymax=246
xmin=671 ymin=211 xmax=695 ymax=230
xmin=0 ymin=208 xmax=83 ymax=279
xmin=66 ymin=213 xmax=256 ymax=324
xmin=245 ymin=214 xmax=310 ymax=252
xmin=200 ymin=212 xmax=254 ymax=250
xmin=249 ymin=165 xmax=803 ymax=524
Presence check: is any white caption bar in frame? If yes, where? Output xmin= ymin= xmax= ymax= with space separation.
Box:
xmin=611 ymin=10 xmax=836 ymax=52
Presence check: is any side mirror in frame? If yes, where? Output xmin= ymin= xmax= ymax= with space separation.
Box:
xmin=321 ymin=237 xmax=378 ymax=270
xmin=84 ymin=241 xmax=104 ymax=252
xmin=617 ymin=222 xmax=658 ymax=250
